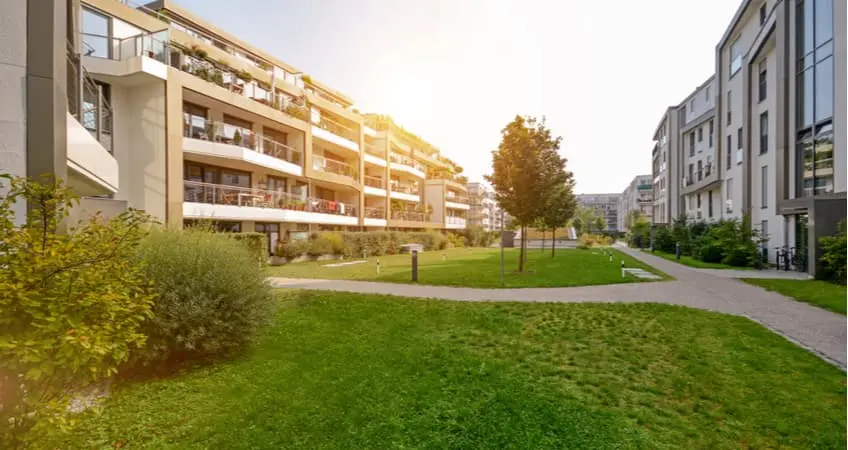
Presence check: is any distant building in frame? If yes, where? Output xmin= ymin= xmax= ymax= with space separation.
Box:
xmin=618 ymin=175 xmax=653 ymax=230
xmin=467 ymin=182 xmax=509 ymax=231
xmin=575 ymin=193 xmax=621 ymax=232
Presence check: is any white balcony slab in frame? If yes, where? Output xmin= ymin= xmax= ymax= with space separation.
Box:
xmin=446 ymin=221 xmax=467 ymax=230
xmin=83 ymin=55 xmax=167 ymax=85
xmin=364 ymin=218 xmax=387 ymax=227
xmin=184 ymin=137 xmax=303 ymax=177
xmin=183 ymin=202 xmax=358 ymax=226
xmin=389 ymin=162 xmax=425 ymax=179
xmin=446 ymin=201 xmax=471 ymax=210
xmin=389 ymin=191 xmax=420 ymax=202
xmin=363 ymin=126 xmax=377 ymax=138
xmin=364 ymin=153 xmax=387 ymax=167
xmin=364 ymin=186 xmax=387 ymax=197
xmin=66 ymin=112 xmax=118 ymax=193
xmin=311 ymin=125 xmax=359 ymax=153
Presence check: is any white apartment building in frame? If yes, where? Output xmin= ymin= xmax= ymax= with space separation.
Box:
xmin=467 ymin=182 xmax=507 ymax=231
xmin=680 ymin=76 xmax=722 ymax=222
xmin=651 ymin=108 xmax=682 ymax=224
xmin=576 ymin=193 xmax=621 ymax=232
xmin=618 ymin=175 xmax=652 ymax=231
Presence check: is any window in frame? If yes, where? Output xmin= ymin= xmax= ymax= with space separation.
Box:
xmin=760 ymin=112 xmax=769 ymax=154
xmin=761 ymin=220 xmax=768 ymax=240
xmin=795 ymin=0 xmax=835 ymax=197
xmin=729 ymin=38 xmax=742 ymax=75
xmin=758 ymin=60 xmax=768 ymax=101
xmin=688 ymin=163 xmax=693 ymax=183
xmin=726 ymin=91 xmax=732 ymax=124
xmin=708 ymin=120 xmax=714 ymax=147
xmin=760 ymin=3 xmax=767 ymax=25
xmin=82 ymin=7 xmax=111 ymax=59
xmin=708 ymin=191 xmax=713 ymax=217
xmin=726 ymin=135 xmax=732 ymax=169
xmin=697 ymin=193 xmax=702 ymax=209
xmin=697 ymin=160 xmax=703 ymax=181
xmin=689 ymin=99 xmax=695 ymax=112
xmin=737 ymin=127 xmax=743 ymax=163
xmin=761 ymin=165 xmax=768 ymax=207
xmin=689 ymin=133 xmax=695 ymax=156
xmin=726 ymin=178 xmax=733 ymax=212
xmin=705 ymin=86 xmax=711 ymax=101
xmin=698 ymin=127 xmax=703 ymax=142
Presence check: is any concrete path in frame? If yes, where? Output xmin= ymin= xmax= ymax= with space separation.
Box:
xmin=269 ymin=246 xmax=846 ymax=369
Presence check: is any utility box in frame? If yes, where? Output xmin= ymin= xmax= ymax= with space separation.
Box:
xmin=400 ymin=243 xmax=424 ymax=254
xmin=501 ymin=231 xmax=515 ymax=248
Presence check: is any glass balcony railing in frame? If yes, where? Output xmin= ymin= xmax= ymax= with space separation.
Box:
xmin=183 ymin=180 xmax=356 ymax=217
xmin=364 ymin=176 xmax=385 ymax=189
xmin=389 ymin=182 xmax=419 ymax=195
xmin=80 ymin=31 xmax=169 ymax=64
xmin=389 ymin=153 xmax=426 ymax=173
xmin=313 ymin=114 xmax=359 ymax=143
xmin=312 ymin=155 xmax=358 ymax=179
xmin=446 ymin=195 xmax=469 ymax=204
xmin=365 ymin=206 xmax=386 ymax=219
xmin=182 ymin=114 xmax=302 ymax=166
xmin=67 ymin=45 xmax=113 ymax=153
xmin=392 ymin=211 xmax=431 ymax=222
xmin=364 ymin=143 xmax=384 ymax=158
xmin=446 ymin=216 xmax=467 ymax=226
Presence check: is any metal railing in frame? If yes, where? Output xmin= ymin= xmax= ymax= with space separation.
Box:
xmin=183 ymin=180 xmax=356 ymax=216
xmin=446 ymin=195 xmax=469 ymax=204
xmin=364 ymin=143 xmax=384 ymax=158
xmin=67 ymin=46 xmax=113 ymax=153
xmin=312 ymin=155 xmax=357 ymax=179
xmin=365 ymin=206 xmax=386 ymax=219
xmin=389 ymin=182 xmax=419 ymax=195
xmin=80 ymin=31 xmax=169 ymax=64
xmin=183 ymin=115 xmax=302 ymax=165
xmin=392 ymin=210 xmax=431 ymax=222
xmin=364 ymin=176 xmax=385 ymax=189
xmin=446 ymin=216 xmax=467 ymax=226
xmin=314 ymin=113 xmax=359 ymax=143
xmin=389 ymin=153 xmax=426 ymax=173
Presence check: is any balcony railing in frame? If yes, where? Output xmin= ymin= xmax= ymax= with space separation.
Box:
xmin=314 ymin=113 xmax=359 ymax=143
xmin=392 ymin=211 xmax=431 ymax=222
xmin=365 ymin=206 xmax=386 ymax=219
xmin=67 ymin=45 xmax=113 ymax=153
xmin=312 ymin=155 xmax=358 ymax=179
xmin=183 ymin=180 xmax=356 ymax=216
xmin=446 ymin=216 xmax=467 ymax=226
xmin=364 ymin=176 xmax=385 ymax=189
xmin=80 ymin=31 xmax=168 ymax=64
xmin=446 ymin=195 xmax=469 ymax=204
xmin=183 ymin=115 xmax=302 ymax=165
xmin=364 ymin=143 xmax=384 ymax=158
xmin=389 ymin=183 xmax=419 ymax=195
xmin=389 ymin=153 xmax=426 ymax=173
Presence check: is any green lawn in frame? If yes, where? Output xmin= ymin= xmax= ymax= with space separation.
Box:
xmin=54 ymin=291 xmax=845 ymax=448
xmin=648 ymin=250 xmax=752 ymax=270
xmin=266 ymin=247 xmax=670 ymax=288
xmin=742 ymin=278 xmax=847 ymax=315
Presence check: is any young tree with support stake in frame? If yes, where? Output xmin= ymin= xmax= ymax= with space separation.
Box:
xmin=486 ymin=115 xmax=567 ymax=272
xmin=542 ymin=180 xmax=576 ymax=257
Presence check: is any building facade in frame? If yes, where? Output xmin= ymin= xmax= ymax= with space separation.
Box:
xmin=467 ymin=182 xmax=507 ymax=231
xmin=651 ymin=107 xmax=682 ymax=224
xmin=576 ymin=193 xmax=621 ymax=232
xmin=649 ymin=0 xmax=845 ymax=275
xmin=0 ymin=0 xmax=471 ymax=253
xmin=618 ymin=175 xmax=653 ymax=231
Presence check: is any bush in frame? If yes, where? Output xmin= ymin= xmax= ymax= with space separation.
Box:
xmin=818 ymin=220 xmax=846 ymax=284
xmin=447 ymin=232 xmax=466 ymax=248
xmin=697 ymin=240 xmax=724 ymax=263
xmin=0 ymin=175 xmax=155 ymax=446
xmin=231 ymin=232 xmax=268 ymax=266
xmin=318 ymin=231 xmax=345 ymax=255
xmin=133 ymin=228 xmax=274 ymax=366
xmin=307 ymin=236 xmax=334 ymax=257
xmin=653 ymin=226 xmax=674 ymax=253
xmin=577 ymin=233 xmax=608 ymax=249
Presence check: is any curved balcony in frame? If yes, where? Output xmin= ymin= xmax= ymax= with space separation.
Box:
xmin=364 ymin=206 xmax=387 ymax=227
xmin=364 ymin=176 xmax=387 ymax=197
xmin=389 ymin=153 xmax=426 ymax=179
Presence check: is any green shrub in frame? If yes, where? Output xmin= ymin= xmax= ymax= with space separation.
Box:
xmin=653 ymin=226 xmax=674 ymax=253
xmin=231 ymin=232 xmax=268 ymax=266
xmin=818 ymin=220 xmax=846 ymax=284
xmin=307 ymin=237 xmax=334 ymax=257
xmin=697 ymin=240 xmax=724 ymax=263
xmin=277 ymin=239 xmax=309 ymax=260
xmin=134 ymin=228 xmax=274 ymax=366
xmin=0 ymin=175 xmax=155 ymax=446
xmin=318 ymin=231 xmax=345 ymax=254
xmin=447 ymin=232 xmax=466 ymax=248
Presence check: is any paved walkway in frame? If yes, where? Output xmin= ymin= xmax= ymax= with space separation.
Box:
xmin=269 ymin=246 xmax=846 ymax=369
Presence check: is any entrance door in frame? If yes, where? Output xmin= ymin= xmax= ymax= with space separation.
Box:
xmin=794 ymin=213 xmax=809 ymax=272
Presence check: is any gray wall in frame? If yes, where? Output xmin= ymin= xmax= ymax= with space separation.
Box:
xmin=0 ymin=0 xmax=28 ymax=222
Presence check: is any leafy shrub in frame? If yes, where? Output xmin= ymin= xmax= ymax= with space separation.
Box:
xmin=231 ymin=232 xmax=268 ymax=266
xmin=653 ymin=226 xmax=674 ymax=253
xmin=577 ymin=233 xmax=608 ymax=249
xmin=447 ymin=232 xmax=466 ymax=248
xmin=277 ymin=239 xmax=309 ymax=260
xmin=0 ymin=175 xmax=154 ymax=446
xmin=318 ymin=231 xmax=345 ymax=254
xmin=818 ymin=220 xmax=846 ymax=284
xmin=307 ymin=237 xmax=334 ymax=257
xmin=697 ymin=240 xmax=724 ymax=263
xmin=133 ymin=228 xmax=274 ymax=366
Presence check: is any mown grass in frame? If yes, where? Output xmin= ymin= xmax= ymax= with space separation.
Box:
xmin=742 ymin=278 xmax=847 ymax=315
xmin=52 ymin=291 xmax=846 ymax=449
xmin=266 ymin=247 xmax=669 ymax=288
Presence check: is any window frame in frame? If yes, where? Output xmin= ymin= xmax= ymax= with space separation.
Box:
xmin=760 ymin=111 xmax=769 ymax=154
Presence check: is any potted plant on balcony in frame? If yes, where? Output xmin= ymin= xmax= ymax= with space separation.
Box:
xmin=301 ymin=74 xmax=313 ymax=86
xmin=191 ymin=45 xmax=207 ymax=59
xmin=233 ymin=130 xmax=242 ymax=146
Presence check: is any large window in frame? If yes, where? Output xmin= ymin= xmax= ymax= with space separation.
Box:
xmin=708 ymin=191 xmax=713 ymax=217
xmin=689 ymin=133 xmax=695 ymax=156
xmin=758 ymin=60 xmax=768 ymax=102
xmin=729 ymin=38 xmax=742 ymax=76
xmin=761 ymin=165 xmax=769 ymax=207
xmin=708 ymin=120 xmax=714 ymax=147
xmin=726 ymin=91 xmax=732 ymax=124
xmin=796 ymin=0 xmax=834 ymax=197
xmin=81 ymin=7 xmax=111 ymax=58
xmin=726 ymin=135 xmax=732 ymax=169
xmin=760 ymin=112 xmax=769 ymax=154
xmin=698 ymin=127 xmax=703 ymax=142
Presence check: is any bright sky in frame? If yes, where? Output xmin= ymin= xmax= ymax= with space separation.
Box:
xmin=177 ymin=0 xmax=741 ymax=194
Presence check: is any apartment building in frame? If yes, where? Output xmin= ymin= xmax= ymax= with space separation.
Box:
xmin=467 ymin=182 xmax=507 ymax=231
xmin=576 ymin=193 xmax=621 ymax=232
xmin=650 ymin=107 xmax=682 ymax=224
xmin=679 ymin=76 xmax=722 ymax=222
xmin=1 ymin=0 xmax=471 ymax=252
xmin=618 ymin=175 xmax=653 ymax=231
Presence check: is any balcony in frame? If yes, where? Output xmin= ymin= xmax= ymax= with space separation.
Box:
xmin=389 ymin=182 xmax=420 ymax=202
xmin=364 ymin=176 xmax=387 ymax=197
xmin=446 ymin=216 xmax=467 ymax=229
xmin=364 ymin=206 xmax=387 ymax=227
xmin=312 ymin=155 xmax=358 ymax=181
xmin=311 ymin=112 xmax=359 ymax=152
xmin=363 ymin=143 xmax=387 ymax=167
xmin=391 ymin=210 xmax=431 ymax=223
xmin=183 ymin=115 xmax=303 ymax=177
xmin=66 ymin=48 xmax=119 ymax=194
xmin=446 ymin=194 xmax=471 ymax=210
xmin=389 ymin=153 xmax=426 ymax=179
xmin=80 ymin=31 xmax=168 ymax=83
xmin=183 ymin=180 xmax=358 ymax=226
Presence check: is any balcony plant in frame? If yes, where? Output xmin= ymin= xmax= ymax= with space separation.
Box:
xmin=191 ymin=45 xmax=207 ymax=59
xmin=301 ymin=74 xmax=313 ymax=85
xmin=237 ymin=69 xmax=253 ymax=82
xmin=233 ymin=130 xmax=243 ymax=146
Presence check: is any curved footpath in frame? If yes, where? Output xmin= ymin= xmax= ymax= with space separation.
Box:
xmin=269 ymin=245 xmax=846 ymax=369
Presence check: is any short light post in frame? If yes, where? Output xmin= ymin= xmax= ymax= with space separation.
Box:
xmin=411 ymin=250 xmax=419 ymax=282
xmin=621 ymin=260 xmax=625 ymax=278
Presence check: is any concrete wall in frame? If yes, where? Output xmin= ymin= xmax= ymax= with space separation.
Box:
xmin=424 ymin=182 xmax=443 ymax=224
xmin=0 ymin=0 xmax=28 ymax=222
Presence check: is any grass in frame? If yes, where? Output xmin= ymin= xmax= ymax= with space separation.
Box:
xmin=54 ymin=291 xmax=846 ymax=449
xmin=742 ymin=278 xmax=847 ymax=315
xmin=647 ymin=249 xmax=753 ymax=270
xmin=266 ymin=247 xmax=670 ymax=288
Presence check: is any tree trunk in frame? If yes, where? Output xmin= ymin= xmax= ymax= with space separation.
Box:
xmin=551 ymin=229 xmax=556 ymax=257
xmin=518 ymin=225 xmax=525 ymax=272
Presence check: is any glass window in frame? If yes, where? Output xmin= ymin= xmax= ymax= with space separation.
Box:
xmin=798 ymin=68 xmax=814 ymax=128
xmin=698 ymin=127 xmax=703 ymax=142
xmin=760 ymin=112 xmax=768 ymax=154
xmin=729 ymin=39 xmax=742 ymax=75
xmin=814 ymin=56 xmax=833 ymax=122
xmin=761 ymin=165 xmax=768 ymax=207
xmin=726 ymin=135 xmax=732 ymax=169
xmin=758 ymin=60 xmax=768 ymax=101
xmin=799 ymin=132 xmax=815 ymax=197
xmin=708 ymin=120 xmax=714 ymax=147
xmin=737 ymin=128 xmax=743 ymax=149
xmin=708 ymin=191 xmax=713 ymax=217
xmin=814 ymin=0 xmax=833 ymax=47
xmin=814 ymin=123 xmax=834 ymax=194
xmin=220 ymin=170 xmax=250 ymax=188
xmin=801 ymin=0 xmax=814 ymax=56
xmin=760 ymin=4 xmax=767 ymax=25
xmin=82 ymin=7 xmax=110 ymax=58
xmin=689 ymin=133 xmax=695 ymax=156
xmin=726 ymin=91 xmax=732 ymax=124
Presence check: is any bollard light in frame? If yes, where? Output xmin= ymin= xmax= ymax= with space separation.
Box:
xmin=621 ymin=260 xmax=625 ymax=278
xmin=376 ymin=260 xmax=381 ymax=274
xmin=411 ymin=250 xmax=419 ymax=282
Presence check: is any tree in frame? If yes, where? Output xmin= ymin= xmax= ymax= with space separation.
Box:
xmin=533 ymin=216 xmax=548 ymax=254
xmin=486 ymin=116 xmax=567 ymax=272
xmin=593 ymin=215 xmax=606 ymax=234
xmin=624 ymin=209 xmax=642 ymax=230
xmin=542 ymin=181 xmax=576 ymax=256
xmin=574 ymin=206 xmax=596 ymax=235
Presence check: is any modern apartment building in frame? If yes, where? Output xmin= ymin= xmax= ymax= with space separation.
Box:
xmin=651 ymin=107 xmax=682 ymax=224
xmin=576 ymin=193 xmax=621 ymax=232
xmin=618 ymin=175 xmax=653 ymax=231
xmin=1 ymin=0 xmax=471 ymax=252
xmin=467 ymin=182 xmax=507 ymax=231
xmin=649 ymin=0 xmax=845 ymax=274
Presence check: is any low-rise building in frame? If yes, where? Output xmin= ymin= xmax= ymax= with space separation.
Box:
xmin=576 ymin=193 xmax=621 ymax=232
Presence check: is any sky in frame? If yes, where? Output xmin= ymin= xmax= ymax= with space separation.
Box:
xmin=176 ymin=0 xmax=742 ymax=194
